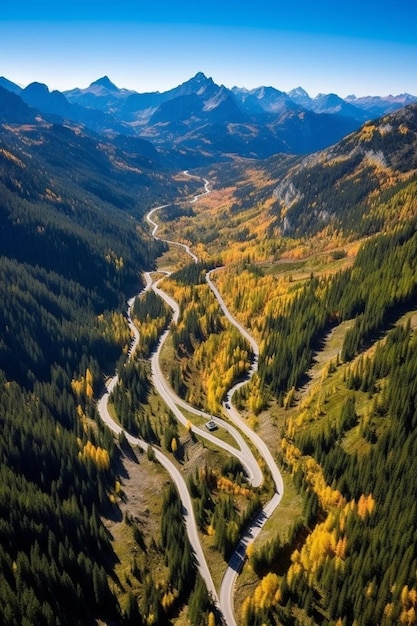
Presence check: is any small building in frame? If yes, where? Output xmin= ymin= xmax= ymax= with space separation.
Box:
xmin=205 ymin=420 xmax=218 ymax=431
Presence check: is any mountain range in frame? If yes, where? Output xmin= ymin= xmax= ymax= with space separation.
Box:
xmin=1 ymin=72 xmax=415 ymax=166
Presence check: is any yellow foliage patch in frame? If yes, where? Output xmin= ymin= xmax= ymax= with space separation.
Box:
xmin=71 ymin=368 xmax=94 ymax=399
xmin=79 ymin=440 xmax=110 ymax=471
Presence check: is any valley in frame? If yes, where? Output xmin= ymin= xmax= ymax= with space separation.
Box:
xmin=98 ymin=145 xmax=417 ymax=625
xmin=1 ymin=74 xmax=417 ymax=626
xmin=96 ymin=178 xmax=283 ymax=625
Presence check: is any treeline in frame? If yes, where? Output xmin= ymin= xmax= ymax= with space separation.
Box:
xmin=277 ymin=152 xmax=380 ymax=237
xmin=336 ymin=105 xmax=417 ymax=173
xmin=171 ymin=282 xmax=225 ymax=357
xmin=160 ymin=203 xmax=196 ymax=220
xmin=0 ymin=165 xmax=167 ymax=388
xmin=111 ymin=361 xmax=185 ymax=455
xmin=339 ymin=221 xmax=417 ymax=360
xmin=165 ymin=262 xmax=254 ymax=412
xmin=158 ymin=484 xmax=215 ymax=626
xmin=0 ymin=119 xmax=180 ymax=219
xmin=160 ymin=484 xmax=196 ymax=604
xmin=0 ymin=116 xmax=178 ymax=386
xmin=260 ymin=274 xmax=332 ymax=398
xmin=170 ymin=261 xmax=215 ymax=286
xmin=0 ymin=255 xmax=133 ymax=387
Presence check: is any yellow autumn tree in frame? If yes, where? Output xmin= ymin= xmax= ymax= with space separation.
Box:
xmin=71 ymin=367 xmax=94 ymax=399
xmin=80 ymin=440 xmax=110 ymax=471
xmin=357 ymin=493 xmax=376 ymax=519
xmin=207 ymin=611 xmax=216 ymax=626
xmin=85 ymin=367 xmax=93 ymax=399
xmin=251 ymin=572 xmax=281 ymax=612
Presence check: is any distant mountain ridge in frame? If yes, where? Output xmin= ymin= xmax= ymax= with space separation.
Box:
xmin=1 ymin=72 xmax=416 ymax=165
xmin=63 ymin=71 xmax=416 ymax=123
xmin=345 ymin=92 xmax=417 ymax=117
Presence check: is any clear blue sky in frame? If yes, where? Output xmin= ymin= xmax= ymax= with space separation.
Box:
xmin=1 ymin=0 xmax=416 ymax=97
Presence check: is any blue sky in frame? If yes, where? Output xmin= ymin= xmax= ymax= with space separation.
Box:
xmin=1 ymin=0 xmax=416 ymax=96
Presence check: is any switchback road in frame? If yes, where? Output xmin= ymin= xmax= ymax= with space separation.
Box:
xmin=97 ymin=281 xmax=219 ymax=605
xmin=146 ymin=177 xmax=284 ymax=625
xmin=98 ymin=175 xmax=284 ymax=625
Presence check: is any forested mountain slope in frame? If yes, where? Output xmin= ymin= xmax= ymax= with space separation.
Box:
xmin=152 ymin=104 xmax=417 ymax=625
xmin=233 ymin=222 xmax=417 ymax=625
xmin=0 ymin=109 xmax=197 ymax=624
xmin=178 ymin=103 xmax=417 ymax=257
xmin=269 ymin=103 xmax=417 ymax=238
xmin=0 ymin=113 xmax=188 ymax=384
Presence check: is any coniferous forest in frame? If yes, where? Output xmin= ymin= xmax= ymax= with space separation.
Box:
xmin=0 ymin=112 xmax=189 ymax=624
xmin=2 ymin=84 xmax=417 ymax=626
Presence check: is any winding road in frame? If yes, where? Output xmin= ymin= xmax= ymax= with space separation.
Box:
xmin=150 ymin=276 xmax=264 ymax=488
xmin=97 ymin=175 xmax=283 ymax=625
xmin=97 ymin=283 xmax=219 ymax=603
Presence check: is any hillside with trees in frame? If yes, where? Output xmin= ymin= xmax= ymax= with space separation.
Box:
xmin=151 ymin=104 xmax=417 ymax=624
xmin=2 ymin=90 xmax=417 ymax=626
xmin=0 ymin=111 xmax=195 ymax=624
